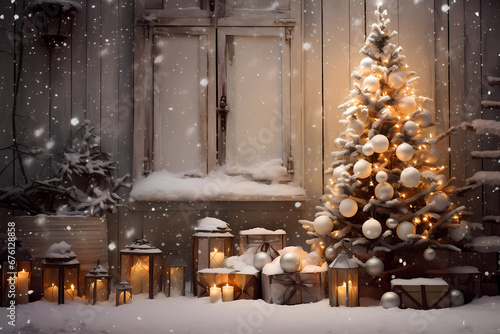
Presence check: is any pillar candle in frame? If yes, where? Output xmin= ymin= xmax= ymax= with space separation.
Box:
xmin=222 ymin=284 xmax=234 ymax=302
xmin=65 ymin=284 xmax=76 ymax=301
xmin=209 ymin=249 xmax=224 ymax=268
xmin=17 ymin=270 xmax=29 ymax=304
xmin=209 ymin=285 xmax=221 ymax=303
xmin=44 ymin=284 xmax=58 ymax=303
xmin=337 ymin=282 xmax=347 ymax=306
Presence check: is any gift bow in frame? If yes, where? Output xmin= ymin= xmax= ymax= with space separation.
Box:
xmin=257 ymin=241 xmax=280 ymax=259
xmin=272 ymin=275 xmax=315 ymax=305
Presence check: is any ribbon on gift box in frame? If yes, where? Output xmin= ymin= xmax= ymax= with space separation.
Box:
xmin=228 ymin=273 xmax=261 ymax=300
xmin=272 ymin=274 xmax=315 ymax=305
xmin=257 ymin=241 xmax=280 ymax=259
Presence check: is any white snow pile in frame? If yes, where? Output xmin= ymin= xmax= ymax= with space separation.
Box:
xmin=466 ymin=171 xmax=500 ymax=186
xmin=466 ymin=236 xmax=500 ymax=253
xmin=391 ymin=277 xmax=448 ymax=287
xmin=462 ymin=119 xmax=500 ymax=136
xmin=240 ymin=227 xmax=286 ymax=235
xmin=130 ymin=161 xmax=306 ymax=202
xmin=195 ymin=217 xmax=231 ymax=232
xmin=262 ymin=247 xmax=327 ymax=275
xmin=44 ymin=241 xmax=76 ymax=259
xmin=4 ymin=293 xmax=500 ymax=334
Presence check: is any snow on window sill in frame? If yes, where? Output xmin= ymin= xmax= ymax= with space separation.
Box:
xmin=129 ymin=161 xmax=307 ymax=203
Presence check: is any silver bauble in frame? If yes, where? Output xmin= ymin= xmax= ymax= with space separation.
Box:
xmin=381 ymin=291 xmax=401 ymax=309
xmin=324 ymin=246 xmax=338 ymax=262
xmin=253 ymin=252 xmax=272 ymax=271
xmin=386 ymin=218 xmax=398 ymax=229
xmin=402 ymin=121 xmax=419 ymax=137
xmin=365 ymin=256 xmax=384 ymax=277
xmin=280 ymin=252 xmax=301 ymax=273
xmin=423 ymin=248 xmax=437 ymax=261
xmin=450 ymin=289 xmax=465 ymax=307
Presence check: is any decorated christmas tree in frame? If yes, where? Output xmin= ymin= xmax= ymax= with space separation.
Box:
xmin=300 ymin=5 xmax=465 ymax=270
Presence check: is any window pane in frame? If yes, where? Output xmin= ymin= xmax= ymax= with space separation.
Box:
xmin=154 ymin=34 xmax=204 ymax=173
xmin=226 ymin=34 xmax=283 ymax=166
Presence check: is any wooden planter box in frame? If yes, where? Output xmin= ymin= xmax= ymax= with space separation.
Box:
xmin=391 ymin=278 xmax=450 ymax=310
xmin=196 ymin=268 xmax=261 ymax=300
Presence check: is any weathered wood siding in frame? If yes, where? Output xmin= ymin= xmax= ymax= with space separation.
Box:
xmin=0 ymin=0 xmax=498 ymax=286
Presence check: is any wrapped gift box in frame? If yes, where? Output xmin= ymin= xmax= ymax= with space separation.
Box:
xmin=196 ymin=268 xmax=261 ymax=300
xmin=262 ymin=271 xmax=327 ymax=305
xmin=239 ymin=228 xmax=286 ymax=258
xmin=427 ymin=266 xmax=481 ymax=302
xmin=391 ymin=277 xmax=450 ymax=310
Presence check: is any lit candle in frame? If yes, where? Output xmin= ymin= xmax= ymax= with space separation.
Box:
xmin=209 ymin=248 xmax=224 ymax=268
xmin=222 ymin=284 xmax=234 ymax=302
xmin=65 ymin=284 xmax=76 ymax=301
xmin=44 ymin=283 xmax=58 ymax=303
xmin=209 ymin=284 xmax=221 ymax=303
xmin=169 ymin=268 xmax=184 ymax=297
xmin=337 ymin=282 xmax=347 ymax=306
xmin=17 ymin=270 xmax=29 ymax=304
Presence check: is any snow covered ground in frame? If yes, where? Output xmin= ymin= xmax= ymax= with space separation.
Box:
xmin=2 ymin=293 xmax=500 ymax=334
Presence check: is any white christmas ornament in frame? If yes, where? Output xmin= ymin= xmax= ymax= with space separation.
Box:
xmin=398 ymin=96 xmax=417 ymax=114
xmin=375 ymin=171 xmax=388 ymax=183
xmin=313 ymin=215 xmax=334 ymax=235
xmin=363 ymin=75 xmax=380 ymax=93
xmin=365 ymin=256 xmax=384 ymax=277
xmin=402 ymin=121 xmax=419 ymax=137
xmin=449 ymin=289 xmax=465 ymax=307
xmin=381 ymin=291 xmax=401 ymax=309
xmin=306 ymin=251 xmax=322 ymax=266
xmin=370 ymin=134 xmax=389 ymax=153
xmin=347 ymin=119 xmax=365 ymax=135
xmin=395 ymin=143 xmax=414 ymax=161
xmin=360 ymin=57 xmax=374 ymax=71
xmin=386 ymin=218 xmax=398 ymax=229
xmin=339 ymin=198 xmax=358 ymax=218
xmin=426 ymin=192 xmax=451 ymax=212
xmin=396 ymin=221 xmax=416 ymax=241
xmin=412 ymin=109 xmax=433 ymax=127
xmin=423 ymin=248 xmax=437 ymax=261
xmin=449 ymin=222 xmax=468 ymax=242
xmin=375 ymin=182 xmax=394 ymax=201
xmin=280 ymin=252 xmax=301 ymax=273
xmin=353 ymin=159 xmax=372 ymax=179
xmin=424 ymin=145 xmax=441 ymax=164
xmin=362 ymin=218 xmax=382 ymax=239
xmin=253 ymin=252 xmax=272 ymax=271
xmin=332 ymin=165 xmax=348 ymax=181
xmin=362 ymin=143 xmax=375 ymax=156
xmin=388 ymin=70 xmax=407 ymax=89
xmin=334 ymin=137 xmax=346 ymax=149
xmin=400 ymin=167 xmax=420 ymax=187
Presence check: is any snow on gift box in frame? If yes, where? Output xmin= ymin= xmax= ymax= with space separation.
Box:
xmin=238 ymin=227 xmax=286 ymax=258
xmin=192 ymin=217 xmax=234 ymax=296
xmin=261 ymin=247 xmax=328 ymax=305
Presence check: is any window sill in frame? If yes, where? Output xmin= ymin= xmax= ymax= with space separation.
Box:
xmin=129 ymin=199 xmax=306 ymax=212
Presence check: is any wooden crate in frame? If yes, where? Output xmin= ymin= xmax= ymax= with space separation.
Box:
xmin=391 ymin=278 xmax=450 ymax=310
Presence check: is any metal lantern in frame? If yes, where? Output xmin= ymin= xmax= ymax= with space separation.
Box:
xmin=84 ymin=261 xmax=110 ymax=305
xmin=41 ymin=242 xmax=80 ymax=304
xmin=192 ymin=226 xmax=234 ymax=295
xmin=119 ymin=239 xmax=162 ymax=299
xmin=163 ymin=250 xmax=187 ymax=297
xmin=0 ymin=240 xmax=33 ymax=306
xmin=28 ymin=0 xmax=82 ymax=48
xmin=329 ymin=248 xmax=359 ymax=307
xmin=115 ymin=281 xmax=132 ymax=306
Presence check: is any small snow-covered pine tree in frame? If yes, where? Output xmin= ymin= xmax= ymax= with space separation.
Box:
xmin=300 ymin=5 xmax=465 ymax=265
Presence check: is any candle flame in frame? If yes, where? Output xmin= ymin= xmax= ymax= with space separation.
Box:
xmin=22 ymin=269 xmax=26 ymax=272
xmin=213 ymin=284 xmax=217 ymax=288
xmin=213 ymin=248 xmax=218 ymax=252
xmin=71 ymin=284 xmax=75 ymax=291
xmin=52 ymin=283 xmax=54 ymax=287
xmin=226 ymin=283 xmax=229 ymax=287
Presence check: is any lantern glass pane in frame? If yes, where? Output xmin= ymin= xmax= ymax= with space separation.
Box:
xmin=167 ymin=267 xmax=185 ymax=297
xmin=87 ymin=278 xmax=109 ymax=304
xmin=208 ymin=238 xmax=227 ymax=268
xmin=117 ymin=290 xmax=132 ymax=305
xmin=128 ymin=255 xmax=150 ymax=295
xmin=195 ymin=238 xmax=209 ymax=270
xmin=63 ymin=267 xmax=79 ymax=301
xmin=42 ymin=267 xmax=60 ymax=303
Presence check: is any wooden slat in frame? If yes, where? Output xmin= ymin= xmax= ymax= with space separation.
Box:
xmin=0 ymin=1 xmax=15 ymax=189
xmin=70 ymin=0 xmax=87 ymax=127
xmin=349 ymin=0 xmax=366 ymax=81
xmin=322 ymin=0 xmax=349 ymax=186
xmin=303 ymin=0 xmax=323 ymax=220
xmin=86 ymin=0 xmax=102 ymax=125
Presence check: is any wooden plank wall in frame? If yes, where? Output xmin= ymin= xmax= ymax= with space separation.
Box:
xmin=0 ymin=0 xmax=498 ymax=280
